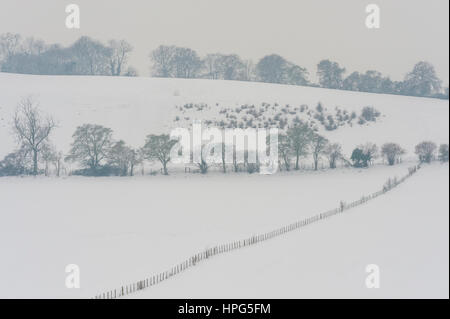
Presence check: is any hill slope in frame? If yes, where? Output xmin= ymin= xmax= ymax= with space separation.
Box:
xmin=131 ymin=163 xmax=449 ymax=299
xmin=0 ymin=73 xmax=448 ymax=159
xmin=0 ymin=73 xmax=448 ymax=298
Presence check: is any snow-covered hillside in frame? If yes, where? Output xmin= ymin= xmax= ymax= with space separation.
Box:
xmin=132 ymin=163 xmax=449 ymax=299
xmin=0 ymin=162 xmax=448 ymax=298
xmin=0 ymin=73 xmax=448 ymax=299
xmin=0 ymin=73 xmax=448 ymax=160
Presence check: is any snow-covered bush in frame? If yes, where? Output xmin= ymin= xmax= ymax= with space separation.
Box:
xmin=0 ymin=147 xmax=32 ymax=176
xmin=438 ymin=144 xmax=449 ymax=162
xmin=415 ymin=141 xmax=437 ymax=163
xmin=359 ymin=106 xmax=381 ymax=123
xmin=381 ymin=143 xmax=406 ymax=166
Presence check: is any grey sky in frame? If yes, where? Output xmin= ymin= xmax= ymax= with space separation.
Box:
xmin=1 ymin=0 xmax=448 ymax=85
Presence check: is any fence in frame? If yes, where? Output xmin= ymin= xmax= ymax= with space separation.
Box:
xmin=93 ymin=164 xmax=421 ymax=299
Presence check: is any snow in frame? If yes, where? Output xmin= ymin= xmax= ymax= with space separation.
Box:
xmin=0 ymin=73 xmax=448 ymax=160
xmin=0 ymin=162 xmax=448 ymax=298
xmin=0 ymin=73 xmax=448 ymax=299
xmin=129 ymin=163 xmax=449 ymax=299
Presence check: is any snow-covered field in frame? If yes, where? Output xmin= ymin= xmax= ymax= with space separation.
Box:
xmin=0 ymin=73 xmax=448 ymax=160
xmin=133 ymin=163 xmax=449 ymax=299
xmin=0 ymin=73 xmax=448 ymax=299
xmin=0 ymin=162 xmax=448 ymax=298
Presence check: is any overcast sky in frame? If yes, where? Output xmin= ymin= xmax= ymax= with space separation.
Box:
xmin=1 ymin=0 xmax=448 ymax=85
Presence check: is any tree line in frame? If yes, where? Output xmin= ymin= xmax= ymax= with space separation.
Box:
xmin=0 ymin=98 xmax=448 ymax=177
xmin=150 ymin=45 xmax=447 ymax=99
xmin=1 ymin=33 xmax=447 ymax=99
xmin=0 ymin=33 xmax=136 ymax=76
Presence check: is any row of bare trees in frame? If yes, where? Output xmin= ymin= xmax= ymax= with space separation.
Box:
xmin=0 ymin=33 xmax=136 ymax=76
xmin=0 ymin=99 xmax=179 ymax=176
xmin=150 ymin=46 xmax=310 ymax=86
xmin=64 ymin=124 xmax=175 ymax=176
xmin=1 ymin=32 xmax=447 ymax=99
xmin=0 ymin=99 xmax=448 ymax=177
xmin=272 ymin=124 xmax=444 ymax=172
xmin=149 ymin=45 xmax=447 ymax=99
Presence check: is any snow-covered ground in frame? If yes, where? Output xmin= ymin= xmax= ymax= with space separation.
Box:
xmin=0 ymin=73 xmax=448 ymax=299
xmin=0 ymin=162 xmax=447 ymax=298
xmin=0 ymin=73 xmax=448 ymax=160
xmin=132 ymin=163 xmax=449 ymax=299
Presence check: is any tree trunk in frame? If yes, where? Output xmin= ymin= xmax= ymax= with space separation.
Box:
xmin=284 ymin=156 xmax=290 ymax=171
xmin=56 ymin=161 xmax=61 ymax=177
xmin=330 ymin=159 xmax=336 ymax=169
xmin=33 ymin=149 xmax=38 ymax=175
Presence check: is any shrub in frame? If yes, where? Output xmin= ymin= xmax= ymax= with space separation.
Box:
xmin=351 ymin=148 xmax=368 ymax=168
xmin=438 ymin=144 xmax=449 ymax=162
xmin=381 ymin=143 xmax=405 ymax=165
xmin=360 ymin=106 xmax=381 ymax=122
xmin=324 ymin=143 xmax=342 ymax=169
xmin=246 ymin=163 xmax=259 ymax=174
xmin=71 ymin=165 xmax=122 ymax=177
xmin=415 ymin=141 xmax=437 ymax=163
xmin=0 ymin=148 xmax=33 ymax=176
xmin=351 ymin=143 xmax=378 ymax=168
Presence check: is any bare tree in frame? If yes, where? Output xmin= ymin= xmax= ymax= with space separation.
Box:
xmin=13 ymin=97 xmax=56 ymax=175
xmin=203 ymin=53 xmax=221 ymax=79
xmin=381 ymin=143 xmax=405 ymax=165
xmin=196 ymin=146 xmax=209 ymax=174
xmin=216 ymin=54 xmax=245 ymax=80
xmin=404 ymin=61 xmax=442 ymax=97
xmin=221 ymin=142 xmax=227 ymax=173
xmin=129 ymin=148 xmax=143 ymax=176
xmin=438 ymin=144 xmax=449 ymax=163
xmin=142 ymin=134 xmax=177 ymax=175
xmin=108 ymin=40 xmax=133 ymax=76
xmin=360 ymin=142 xmax=379 ymax=166
xmin=415 ymin=141 xmax=437 ymax=163
xmin=232 ymin=148 xmax=242 ymax=173
xmin=107 ymin=140 xmax=133 ymax=176
xmin=22 ymin=37 xmax=46 ymax=56
xmin=287 ymin=123 xmax=313 ymax=170
xmin=40 ymin=143 xmax=54 ymax=176
xmin=242 ymin=59 xmax=255 ymax=81
xmin=256 ymin=54 xmax=288 ymax=84
xmin=173 ymin=47 xmax=202 ymax=78
xmin=317 ymin=59 xmax=346 ymax=89
xmin=311 ymin=134 xmax=329 ymax=170
xmin=53 ymin=150 xmax=63 ymax=177
xmin=39 ymin=143 xmax=64 ymax=177
xmin=0 ymin=33 xmax=21 ymax=60
xmin=277 ymin=133 xmax=292 ymax=171
xmin=150 ymin=45 xmax=176 ymax=77
xmin=106 ymin=140 xmax=142 ymax=176
xmin=66 ymin=124 xmax=113 ymax=171
xmin=324 ymin=142 xmax=342 ymax=169
xmin=70 ymin=36 xmax=111 ymax=75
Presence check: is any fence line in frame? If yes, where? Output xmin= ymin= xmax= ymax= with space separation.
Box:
xmin=93 ymin=164 xmax=421 ymax=299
